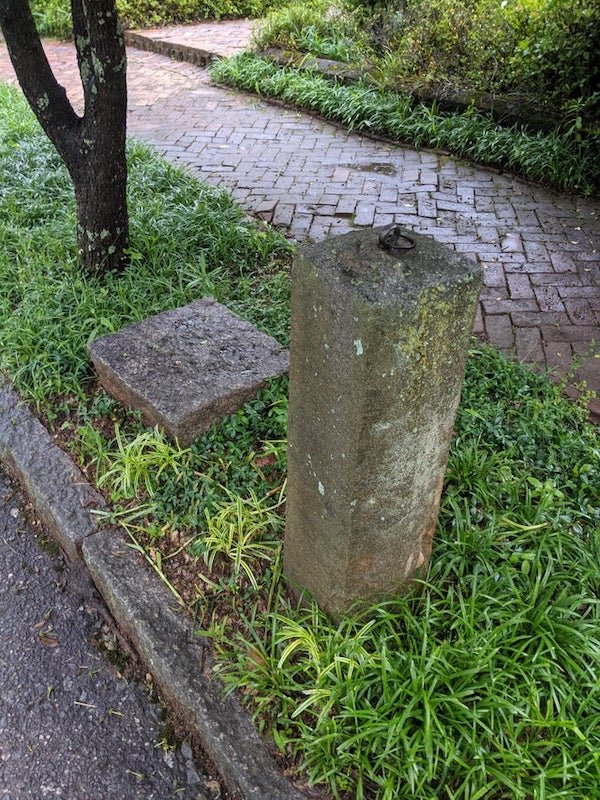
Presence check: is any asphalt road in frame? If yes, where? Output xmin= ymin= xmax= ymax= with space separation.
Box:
xmin=0 ymin=467 xmax=213 ymax=800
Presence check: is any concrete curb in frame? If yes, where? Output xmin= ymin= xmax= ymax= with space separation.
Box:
xmin=0 ymin=379 xmax=308 ymax=800
xmin=83 ymin=529 xmax=306 ymax=799
xmin=0 ymin=382 xmax=106 ymax=561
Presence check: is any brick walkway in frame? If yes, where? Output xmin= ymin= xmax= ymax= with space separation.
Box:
xmin=0 ymin=23 xmax=598 ymax=413
xmin=127 ymin=19 xmax=255 ymax=58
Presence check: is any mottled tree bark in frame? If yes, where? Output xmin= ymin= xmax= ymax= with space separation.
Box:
xmin=0 ymin=0 xmax=129 ymax=275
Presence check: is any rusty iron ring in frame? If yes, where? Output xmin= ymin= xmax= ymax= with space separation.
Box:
xmin=378 ymin=225 xmax=416 ymax=254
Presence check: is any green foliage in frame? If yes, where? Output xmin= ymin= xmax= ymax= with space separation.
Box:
xmin=116 ymin=0 xmax=279 ymax=28
xmin=383 ymin=0 xmax=521 ymax=92
xmin=0 ymin=82 xmax=292 ymax=407
xmin=254 ymin=0 xmax=369 ymax=61
xmin=198 ymin=485 xmax=284 ymax=590
xmin=508 ymin=0 xmax=600 ymax=106
xmin=255 ymin=0 xmax=600 ymax=114
xmin=80 ymin=381 xmax=289 ymax=533
xmin=215 ymin=349 xmax=600 ymax=799
xmin=29 ymin=0 xmax=281 ymax=36
xmin=211 ymin=54 xmax=600 ymax=193
xmin=97 ymin=427 xmax=192 ymax=500
xmin=30 ymin=0 xmax=72 ymax=38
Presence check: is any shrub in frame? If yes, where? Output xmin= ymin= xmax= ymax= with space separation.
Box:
xmin=253 ymin=0 xmax=369 ymax=62
xmin=117 ymin=0 xmax=279 ymax=28
xmin=30 ymin=0 xmax=72 ymax=38
xmin=256 ymin=0 xmax=600 ymax=113
xmin=30 ymin=0 xmax=282 ymax=36
xmin=508 ymin=0 xmax=600 ymax=106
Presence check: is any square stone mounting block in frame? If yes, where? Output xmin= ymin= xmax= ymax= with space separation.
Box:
xmin=87 ymin=299 xmax=289 ymax=445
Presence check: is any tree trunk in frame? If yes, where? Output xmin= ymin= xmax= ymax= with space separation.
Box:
xmin=73 ymin=163 xmax=129 ymax=275
xmin=0 ymin=0 xmax=129 ymax=276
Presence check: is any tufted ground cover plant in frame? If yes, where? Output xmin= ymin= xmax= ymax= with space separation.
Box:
xmin=210 ymin=346 xmax=599 ymax=799
xmin=1 ymin=83 xmax=598 ymax=798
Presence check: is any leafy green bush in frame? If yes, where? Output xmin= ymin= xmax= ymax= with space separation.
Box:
xmin=30 ymin=0 xmax=281 ymax=36
xmin=254 ymin=0 xmax=369 ymax=61
xmin=508 ymin=0 xmax=600 ymax=106
xmin=30 ymin=0 xmax=72 ymax=38
xmin=117 ymin=0 xmax=279 ymax=28
xmin=256 ymin=0 xmax=600 ymax=114
xmin=381 ymin=0 xmax=524 ymax=93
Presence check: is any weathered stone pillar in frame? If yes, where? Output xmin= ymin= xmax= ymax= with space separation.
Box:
xmin=284 ymin=226 xmax=482 ymax=619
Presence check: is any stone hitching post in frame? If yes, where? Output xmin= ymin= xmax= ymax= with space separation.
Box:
xmin=284 ymin=226 xmax=482 ymax=619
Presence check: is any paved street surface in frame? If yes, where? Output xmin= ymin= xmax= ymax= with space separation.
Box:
xmin=0 ymin=23 xmax=598 ymax=400
xmin=0 ymin=468 xmax=212 ymax=800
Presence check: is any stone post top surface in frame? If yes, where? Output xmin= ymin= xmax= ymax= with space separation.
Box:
xmin=297 ymin=226 xmax=482 ymax=306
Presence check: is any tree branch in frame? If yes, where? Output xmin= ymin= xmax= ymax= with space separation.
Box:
xmin=71 ymin=0 xmax=127 ymax=138
xmin=0 ymin=0 xmax=80 ymax=165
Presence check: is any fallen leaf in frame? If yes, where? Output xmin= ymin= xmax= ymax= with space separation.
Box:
xmin=254 ymin=454 xmax=277 ymax=469
xmin=39 ymin=631 xmax=59 ymax=647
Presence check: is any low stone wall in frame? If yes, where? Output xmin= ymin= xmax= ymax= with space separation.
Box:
xmin=259 ymin=46 xmax=567 ymax=134
xmin=124 ymin=31 xmax=215 ymax=67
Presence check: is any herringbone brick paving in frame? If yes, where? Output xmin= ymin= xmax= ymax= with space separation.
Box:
xmin=1 ymin=24 xmax=598 ymax=411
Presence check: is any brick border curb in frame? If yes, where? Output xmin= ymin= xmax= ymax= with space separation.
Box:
xmin=124 ymin=31 xmax=216 ymax=67
xmin=0 ymin=379 xmax=308 ymax=800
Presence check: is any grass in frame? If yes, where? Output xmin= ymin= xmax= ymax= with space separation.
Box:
xmin=0 ymin=82 xmax=292 ymax=407
xmin=212 ymin=347 xmax=600 ymax=799
xmin=1 ymin=82 xmax=599 ymax=799
xmin=210 ymin=53 xmax=599 ymax=195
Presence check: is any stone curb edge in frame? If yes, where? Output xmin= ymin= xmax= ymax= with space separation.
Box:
xmin=0 ymin=380 xmax=307 ymax=800
xmin=0 ymin=382 xmax=107 ymax=560
xmin=124 ymin=31 xmax=217 ymax=67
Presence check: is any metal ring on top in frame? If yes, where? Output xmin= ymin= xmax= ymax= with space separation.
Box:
xmin=378 ymin=225 xmax=416 ymax=254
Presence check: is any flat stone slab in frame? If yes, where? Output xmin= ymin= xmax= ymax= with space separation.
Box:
xmin=87 ymin=299 xmax=289 ymax=445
